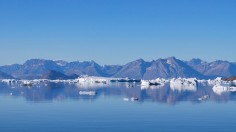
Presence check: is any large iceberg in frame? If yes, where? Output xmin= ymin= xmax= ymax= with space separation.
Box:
xmin=77 ymin=76 xmax=109 ymax=84
xmin=77 ymin=75 xmax=140 ymax=84
xmin=76 ymin=75 xmax=140 ymax=88
xmin=170 ymin=78 xmax=198 ymax=91
xmin=207 ymin=77 xmax=236 ymax=95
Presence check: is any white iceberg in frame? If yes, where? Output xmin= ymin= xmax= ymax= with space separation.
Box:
xmin=141 ymin=78 xmax=168 ymax=89
xmin=207 ymin=77 xmax=230 ymax=86
xmin=21 ymin=80 xmax=34 ymax=86
xmin=212 ymin=85 xmax=236 ymax=95
xmin=77 ymin=76 xmax=114 ymax=84
xmin=197 ymin=79 xmax=208 ymax=86
xmin=1 ymin=79 xmax=16 ymax=83
xmin=77 ymin=76 xmax=109 ymax=85
xmin=75 ymin=76 xmax=114 ymax=88
xmin=76 ymin=75 xmax=140 ymax=88
xmin=170 ymin=78 xmax=197 ymax=91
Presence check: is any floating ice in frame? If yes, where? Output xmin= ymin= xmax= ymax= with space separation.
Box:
xmin=212 ymin=85 xmax=236 ymax=95
xmin=170 ymin=78 xmax=197 ymax=91
xmin=1 ymin=79 xmax=16 ymax=83
xmin=79 ymin=91 xmax=96 ymax=96
xmin=22 ymin=80 xmax=34 ymax=87
xmin=141 ymin=78 xmax=168 ymax=89
xmin=207 ymin=77 xmax=230 ymax=86
xmin=123 ymin=97 xmax=139 ymax=101
xmin=76 ymin=75 xmax=140 ymax=88
xmin=198 ymin=95 xmax=209 ymax=101
xmin=77 ymin=76 xmax=110 ymax=84
xmin=76 ymin=76 xmax=110 ymax=88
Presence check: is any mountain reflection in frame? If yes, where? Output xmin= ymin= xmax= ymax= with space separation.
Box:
xmin=0 ymin=82 xmax=235 ymax=105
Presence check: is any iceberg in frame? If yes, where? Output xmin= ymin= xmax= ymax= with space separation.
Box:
xmin=1 ymin=79 xmax=17 ymax=83
xmin=207 ymin=77 xmax=229 ymax=86
xmin=76 ymin=75 xmax=140 ymax=88
xmin=197 ymin=79 xmax=208 ymax=86
xmin=141 ymin=78 xmax=168 ymax=89
xmin=76 ymin=76 xmax=110 ymax=88
xmin=212 ymin=85 xmax=236 ymax=95
xmin=22 ymin=80 xmax=34 ymax=87
xmin=170 ymin=78 xmax=197 ymax=91
xmin=77 ymin=76 xmax=110 ymax=85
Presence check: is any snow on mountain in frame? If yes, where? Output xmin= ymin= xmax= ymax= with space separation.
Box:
xmin=54 ymin=60 xmax=68 ymax=66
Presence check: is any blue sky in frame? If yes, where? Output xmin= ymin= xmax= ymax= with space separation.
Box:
xmin=0 ymin=0 xmax=235 ymax=65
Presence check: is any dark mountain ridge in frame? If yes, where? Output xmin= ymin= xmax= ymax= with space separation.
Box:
xmin=0 ymin=57 xmax=235 ymax=79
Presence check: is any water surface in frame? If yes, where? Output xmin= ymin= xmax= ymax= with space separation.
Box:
xmin=0 ymin=82 xmax=236 ymax=132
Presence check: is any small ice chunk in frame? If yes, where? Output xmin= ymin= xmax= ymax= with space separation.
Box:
xmin=79 ymin=91 xmax=96 ymax=96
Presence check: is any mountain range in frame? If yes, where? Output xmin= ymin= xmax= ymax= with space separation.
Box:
xmin=0 ymin=57 xmax=235 ymax=80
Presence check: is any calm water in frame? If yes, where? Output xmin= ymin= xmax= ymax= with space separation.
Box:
xmin=0 ymin=81 xmax=236 ymax=132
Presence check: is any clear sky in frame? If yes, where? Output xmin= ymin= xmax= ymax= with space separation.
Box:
xmin=0 ymin=0 xmax=235 ymax=65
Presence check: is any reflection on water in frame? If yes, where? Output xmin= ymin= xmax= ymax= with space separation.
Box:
xmin=0 ymin=81 xmax=236 ymax=105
